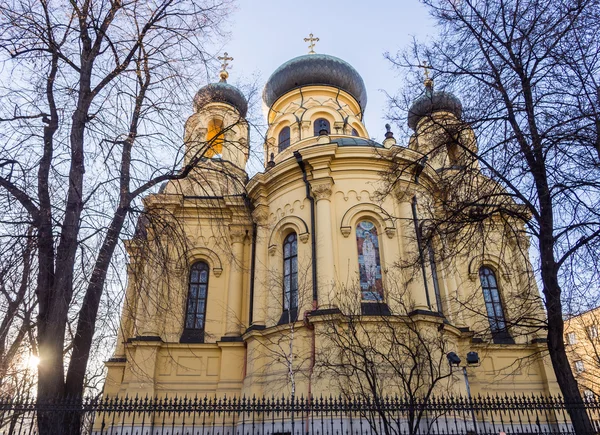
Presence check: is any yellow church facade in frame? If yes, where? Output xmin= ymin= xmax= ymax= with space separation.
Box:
xmin=103 ymin=48 xmax=560 ymax=400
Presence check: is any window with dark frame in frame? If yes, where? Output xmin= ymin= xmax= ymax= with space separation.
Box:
xmin=278 ymin=126 xmax=291 ymax=152
xmin=283 ymin=233 xmax=298 ymax=314
xmin=479 ymin=267 xmax=510 ymax=339
xmin=428 ymin=244 xmax=444 ymax=315
xmin=182 ymin=262 xmax=209 ymax=342
xmin=313 ymin=118 xmax=330 ymax=136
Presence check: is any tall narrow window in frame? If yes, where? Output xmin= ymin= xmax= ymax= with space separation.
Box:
xmin=313 ymin=118 xmax=330 ymax=136
xmin=356 ymin=221 xmax=383 ymax=301
xmin=182 ymin=262 xmax=209 ymax=342
xmin=283 ymin=233 xmax=298 ymax=314
xmin=278 ymin=126 xmax=291 ymax=152
xmin=205 ymin=118 xmax=224 ymax=158
xmin=428 ymin=245 xmax=443 ymax=314
xmin=479 ymin=267 xmax=509 ymax=337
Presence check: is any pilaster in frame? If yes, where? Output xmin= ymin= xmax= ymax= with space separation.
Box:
xmin=251 ymin=204 xmax=270 ymax=326
xmin=397 ymin=200 xmax=430 ymax=311
xmin=224 ymin=224 xmax=249 ymax=336
xmin=126 ymin=339 xmax=162 ymax=397
xmin=311 ymin=178 xmax=336 ymax=307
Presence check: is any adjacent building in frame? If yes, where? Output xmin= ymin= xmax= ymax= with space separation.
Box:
xmin=565 ymin=307 xmax=600 ymax=399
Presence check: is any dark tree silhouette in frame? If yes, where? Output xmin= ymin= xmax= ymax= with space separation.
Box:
xmin=0 ymin=0 xmax=241 ymax=433
xmin=386 ymin=0 xmax=600 ymax=433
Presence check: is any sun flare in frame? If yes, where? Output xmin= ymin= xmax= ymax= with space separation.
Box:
xmin=27 ymin=355 xmax=40 ymax=370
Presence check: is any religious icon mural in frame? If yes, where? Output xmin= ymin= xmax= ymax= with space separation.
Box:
xmin=356 ymin=221 xmax=383 ymax=301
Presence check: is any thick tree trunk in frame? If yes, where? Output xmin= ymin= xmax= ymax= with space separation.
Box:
xmin=36 ymin=51 xmax=93 ymax=433
xmin=543 ymin=270 xmax=594 ymax=434
xmin=539 ymin=225 xmax=594 ymax=434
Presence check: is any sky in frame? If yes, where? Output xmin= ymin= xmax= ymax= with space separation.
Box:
xmin=221 ymin=0 xmax=437 ymax=150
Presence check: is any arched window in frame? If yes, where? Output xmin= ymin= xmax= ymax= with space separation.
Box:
xmin=479 ymin=267 xmax=509 ymax=337
xmin=182 ymin=262 xmax=209 ymax=342
xmin=313 ymin=118 xmax=330 ymax=136
xmin=278 ymin=126 xmax=291 ymax=152
xmin=351 ymin=128 xmax=359 ymax=137
xmin=356 ymin=221 xmax=383 ymax=301
xmin=283 ymin=233 xmax=298 ymax=315
xmin=206 ymin=118 xmax=224 ymax=158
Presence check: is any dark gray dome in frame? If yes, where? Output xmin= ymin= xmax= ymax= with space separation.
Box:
xmin=408 ymin=87 xmax=462 ymax=130
xmin=263 ymin=54 xmax=367 ymax=110
xmin=194 ymin=81 xmax=248 ymax=117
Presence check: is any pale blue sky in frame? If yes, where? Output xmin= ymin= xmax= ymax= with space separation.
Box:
xmin=223 ymin=0 xmax=436 ymax=144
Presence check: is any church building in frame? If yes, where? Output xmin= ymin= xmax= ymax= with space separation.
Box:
xmin=103 ymin=40 xmax=559 ymax=399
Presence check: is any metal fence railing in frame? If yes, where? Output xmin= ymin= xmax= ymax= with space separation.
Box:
xmin=0 ymin=395 xmax=599 ymax=435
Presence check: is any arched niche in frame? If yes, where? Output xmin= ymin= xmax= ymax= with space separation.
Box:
xmin=267 ymin=113 xmax=297 ymax=139
xmin=340 ymin=203 xmax=396 ymax=239
xmin=181 ymin=247 xmax=223 ymax=277
xmin=302 ymin=107 xmax=338 ymax=127
xmin=349 ymin=120 xmax=367 ymax=138
xmin=268 ymin=215 xmax=310 ymax=256
xmin=467 ymin=253 xmax=512 ymax=282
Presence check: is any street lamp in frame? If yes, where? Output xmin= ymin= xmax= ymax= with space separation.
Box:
xmin=447 ymin=351 xmax=480 ymax=434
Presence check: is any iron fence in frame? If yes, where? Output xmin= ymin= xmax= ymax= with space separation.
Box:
xmin=0 ymin=395 xmax=599 ymax=435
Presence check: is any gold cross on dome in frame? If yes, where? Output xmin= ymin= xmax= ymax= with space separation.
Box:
xmin=304 ymin=33 xmax=320 ymax=54
xmin=218 ymin=52 xmax=234 ymax=72
xmin=418 ymin=61 xmax=432 ymax=80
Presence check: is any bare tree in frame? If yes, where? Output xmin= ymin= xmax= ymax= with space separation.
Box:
xmin=246 ymin=253 xmax=314 ymax=397
xmin=316 ymin=280 xmax=454 ymax=435
xmin=385 ymin=0 xmax=600 ymax=433
xmin=0 ymin=227 xmax=37 ymax=396
xmin=0 ymin=0 xmax=243 ymax=433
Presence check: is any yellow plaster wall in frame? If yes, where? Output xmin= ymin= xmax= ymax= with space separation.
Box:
xmin=105 ymin=80 xmax=558 ymax=401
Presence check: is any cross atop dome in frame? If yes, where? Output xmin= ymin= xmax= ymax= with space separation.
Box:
xmin=218 ymin=52 xmax=234 ymax=81
xmin=303 ymin=33 xmax=319 ymax=54
xmin=418 ymin=61 xmax=434 ymax=90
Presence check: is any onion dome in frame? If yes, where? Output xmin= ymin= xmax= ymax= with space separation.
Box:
xmin=193 ymin=69 xmax=248 ymax=117
xmin=263 ymin=54 xmax=368 ymax=110
xmin=408 ymin=79 xmax=462 ymax=131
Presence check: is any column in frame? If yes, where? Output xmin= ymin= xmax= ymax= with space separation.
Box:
xmin=114 ymin=247 xmax=139 ymax=356
xmin=251 ymin=206 xmax=269 ymax=326
xmin=445 ymin=267 xmax=467 ymax=327
xmin=136 ymin=264 xmax=161 ymax=337
xmin=311 ymin=179 xmax=336 ymax=307
xmin=397 ymin=200 xmax=430 ymax=311
xmin=225 ymin=224 xmax=247 ymax=336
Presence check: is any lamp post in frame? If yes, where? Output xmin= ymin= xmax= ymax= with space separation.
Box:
xmin=447 ymin=351 xmax=480 ymax=434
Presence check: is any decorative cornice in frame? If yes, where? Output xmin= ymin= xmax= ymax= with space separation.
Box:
xmin=384 ymin=227 xmax=396 ymax=239
xmin=393 ymin=185 xmax=415 ymax=203
xmin=310 ymin=179 xmax=334 ymax=201
xmin=252 ymin=204 xmax=270 ymax=225
xmin=229 ymin=224 xmax=248 ymax=243
xmin=299 ymin=232 xmax=309 ymax=243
